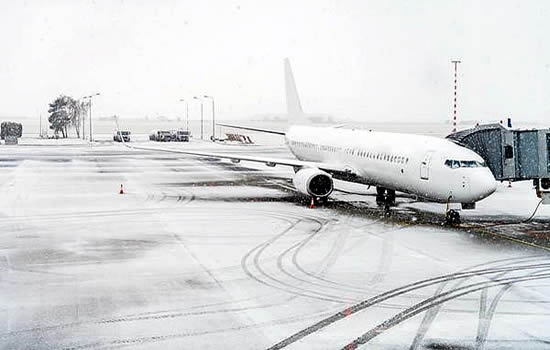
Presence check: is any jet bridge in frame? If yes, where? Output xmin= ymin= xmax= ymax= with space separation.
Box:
xmin=447 ymin=123 xmax=550 ymax=204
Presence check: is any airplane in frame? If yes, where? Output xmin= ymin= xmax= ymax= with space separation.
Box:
xmin=127 ymin=59 xmax=497 ymax=225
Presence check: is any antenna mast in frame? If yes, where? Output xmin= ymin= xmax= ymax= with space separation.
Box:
xmin=451 ymin=60 xmax=461 ymax=133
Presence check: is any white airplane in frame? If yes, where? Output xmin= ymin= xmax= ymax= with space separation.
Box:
xmin=132 ymin=59 xmax=497 ymax=224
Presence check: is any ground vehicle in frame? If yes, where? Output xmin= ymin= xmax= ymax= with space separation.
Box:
xmin=150 ymin=130 xmax=172 ymax=142
xmin=172 ymin=130 xmax=190 ymax=142
xmin=113 ymin=130 xmax=131 ymax=142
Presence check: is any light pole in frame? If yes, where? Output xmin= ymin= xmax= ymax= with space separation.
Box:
xmin=203 ymin=95 xmax=215 ymax=141
xmin=179 ymin=99 xmax=189 ymax=132
xmin=79 ymin=97 xmax=86 ymax=140
xmin=83 ymin=93 xmax=100 ymax=141
xmin=193 ymin=96 xmax=203 ymax=140
xmin=81 ymin=102 xmax=85 ymax=140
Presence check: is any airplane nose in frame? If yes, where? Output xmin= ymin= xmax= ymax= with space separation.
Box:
xmin=472 ymin=170 xmax=497 ymax=200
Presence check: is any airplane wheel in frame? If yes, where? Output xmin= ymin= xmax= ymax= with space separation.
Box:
xmin=384 ymin=203 xmax=392 ymax=217
xmin=386 ymin=189 xmax=396 ymax=206
xmin=446 ymin=210 xmax=461 ymax=225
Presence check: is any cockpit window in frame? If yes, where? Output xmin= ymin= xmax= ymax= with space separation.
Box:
xmin=445 ymin=159 xmax=486 ymax=169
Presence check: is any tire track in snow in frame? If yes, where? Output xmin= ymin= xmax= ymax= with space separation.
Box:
xmin=290 ymin=221 xmax=404 ymax=296
xmin=0 ymin=210 xmax=327 ymax=341
xmin=340 ymin=270 xmax=550 ymax=349
xmin=266 ymin=258 xmax=550 ymax=350
xmin=408 ymin=255 xmax=547 ymax=350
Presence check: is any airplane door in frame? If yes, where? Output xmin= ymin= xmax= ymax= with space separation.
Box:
xmin=420 ymin=152 xmax=433 ymax=180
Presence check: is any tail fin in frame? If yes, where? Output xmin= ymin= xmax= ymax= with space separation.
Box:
xmin=284 ymin=58 xmax=305 ymax=122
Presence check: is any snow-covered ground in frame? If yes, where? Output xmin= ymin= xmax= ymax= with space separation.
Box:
xmin=0 ymin=139 xmax=549 ymax=349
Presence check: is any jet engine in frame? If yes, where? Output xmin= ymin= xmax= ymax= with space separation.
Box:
xmin=292 ymin=168 xmax=333 ymax=198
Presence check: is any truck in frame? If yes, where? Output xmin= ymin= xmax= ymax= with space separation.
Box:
xmin=149 ymin=130 xmax=172 ymax=142
xmin=113 ymin=130 xmax=131 ymax=142
xmin=171 ymin=130 xmax=190 ymax=142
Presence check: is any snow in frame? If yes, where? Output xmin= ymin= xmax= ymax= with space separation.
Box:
xmin=0 ymin=138 xmax=549 ymax=349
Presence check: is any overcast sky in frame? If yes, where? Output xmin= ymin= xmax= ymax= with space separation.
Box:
xmin=1 ymin=0 xmax=549 ymax=123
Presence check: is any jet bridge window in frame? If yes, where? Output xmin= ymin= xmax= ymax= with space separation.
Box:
xmin=504 ymin=145 xmax=514 ymax=159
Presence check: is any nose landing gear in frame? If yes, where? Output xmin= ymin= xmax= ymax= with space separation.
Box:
xmin=445 ymin=195 xmax=461 ymax=225
xmin=445 ymin=209 xmax=461 ymax=225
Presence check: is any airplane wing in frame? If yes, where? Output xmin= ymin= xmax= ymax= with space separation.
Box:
xmin=216 ymin=123 xmax=286 ymax=135
xmin=126 ymin=143 xmax=360 ymax=179
xmin=114 ymin=114 xmax=360 ymax=181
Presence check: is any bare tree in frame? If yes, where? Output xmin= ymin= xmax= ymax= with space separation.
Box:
xmin=67 ymin=98 xmax=89 ymax=138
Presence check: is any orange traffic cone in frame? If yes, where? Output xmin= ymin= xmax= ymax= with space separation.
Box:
xmin=309 ymin=197 xmax=315 ymax=209
xmin=119 ymin=184 xmax=124 ymax=194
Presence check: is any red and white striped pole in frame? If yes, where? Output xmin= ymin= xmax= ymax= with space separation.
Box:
xmin=451 ymin=60 xmax=461 ymax=133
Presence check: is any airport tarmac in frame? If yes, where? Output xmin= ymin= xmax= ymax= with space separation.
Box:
xmin=1 ymin=138 xmax=550 ymax=349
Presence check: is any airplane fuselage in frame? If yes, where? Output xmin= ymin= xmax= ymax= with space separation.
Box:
xmin=285 ymin=125 xmax=496 ymax=204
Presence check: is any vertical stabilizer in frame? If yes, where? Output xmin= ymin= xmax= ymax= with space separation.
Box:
xmin=284 ymin=58 xmax=305 ymax=120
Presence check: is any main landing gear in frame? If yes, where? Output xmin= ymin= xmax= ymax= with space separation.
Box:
xmin=376 ymin=187 xmax=396 ymax=217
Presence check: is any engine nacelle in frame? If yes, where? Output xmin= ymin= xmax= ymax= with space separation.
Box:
xmin=292 ymin=168 xmax=333 ymax=198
